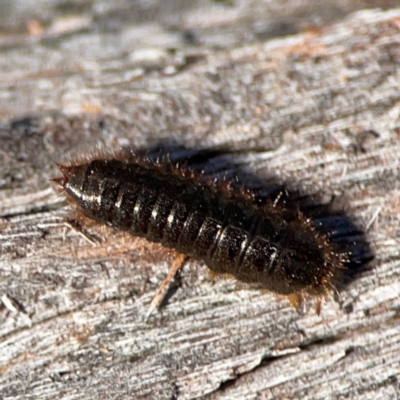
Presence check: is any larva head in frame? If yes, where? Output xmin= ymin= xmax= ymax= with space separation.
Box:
xmin=54 ymin=163 xmax=88 ymax=201
xmin=54 ymin=162 xmax=102 ymax=220
xmin=54 ymin=159 xmax=144 ymax=225
xmin=53 ymin=163 xmax=73 ymax=187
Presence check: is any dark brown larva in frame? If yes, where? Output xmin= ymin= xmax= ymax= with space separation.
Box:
xmin=55 ymin=157 xmax=343 ymax=298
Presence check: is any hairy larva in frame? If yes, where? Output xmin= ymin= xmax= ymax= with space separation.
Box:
xmin=54 ymin=154 xmax=344 ymax=309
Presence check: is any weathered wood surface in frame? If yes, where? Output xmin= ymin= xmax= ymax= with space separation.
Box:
xmin=1 ymin=2 xmax=400 ymax=399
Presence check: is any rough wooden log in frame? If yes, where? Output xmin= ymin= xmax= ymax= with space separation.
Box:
xmin=1 ymin=2 xmax=400 ymax=399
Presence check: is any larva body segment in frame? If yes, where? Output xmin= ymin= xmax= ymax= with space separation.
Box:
xmin=57 ymin=158 xmax=341 ymax=296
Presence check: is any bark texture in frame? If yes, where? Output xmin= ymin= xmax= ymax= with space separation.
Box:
xmin=0 ymin=2 xmax=400 ymax=399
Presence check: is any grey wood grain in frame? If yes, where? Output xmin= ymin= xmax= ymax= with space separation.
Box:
xmin=0 ymin=2 xmax=400 ymax=400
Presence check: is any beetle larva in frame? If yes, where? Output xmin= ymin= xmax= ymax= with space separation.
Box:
xmin=55 ymin=155 xmax=343 ymax=301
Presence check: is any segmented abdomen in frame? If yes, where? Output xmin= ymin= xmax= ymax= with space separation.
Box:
xmin=59 ymin=159 xmax=334 ymax=295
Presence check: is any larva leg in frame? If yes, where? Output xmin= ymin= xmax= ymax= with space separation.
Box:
xmin=63 ymin=220 xmax=99 ymax=246
xmin=208 ymin=270 xmax=235 ymax=280
xmin=287 ymin=292 xmax=303 ymax=310
xmin=316 ymin=297 xmax=323 ymax=316
xmin=146 ymin=253 xmax=188 ymax=317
